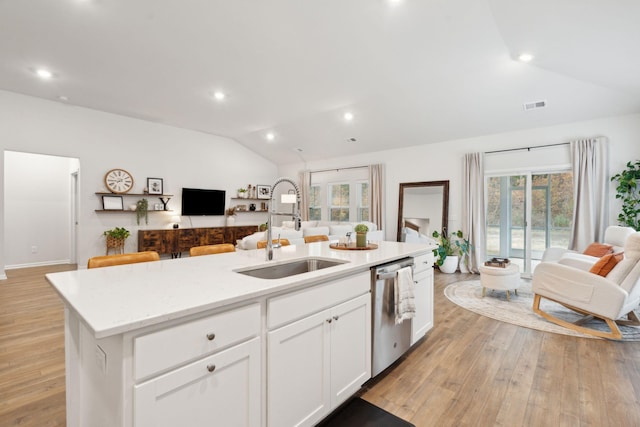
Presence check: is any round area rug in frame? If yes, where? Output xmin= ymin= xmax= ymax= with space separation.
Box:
xmin=444 ymin=279 xmax=640 ymax=341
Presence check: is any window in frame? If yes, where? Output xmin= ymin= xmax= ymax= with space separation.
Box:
xmin=329 ymin=183 xmax=350 ymax=222
xmin=308 ymin=185 xmax=321 ymax=220
xmin=357 ymin=181 xmax=369 ymax=222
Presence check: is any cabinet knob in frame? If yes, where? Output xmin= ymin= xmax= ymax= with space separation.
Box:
xmin=207 ymin=364 xmax=216 ymax=373
xmin=206 ymin=333 xmax=216 ymax=341
xmin=333 ymin=315 xmax=339 ymax=321
xmin=326 ymin=318 xmax=332 ymax=323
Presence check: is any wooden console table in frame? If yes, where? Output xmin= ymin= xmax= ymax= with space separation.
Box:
xmin=138 ymin=226 xmax=257 ymax=257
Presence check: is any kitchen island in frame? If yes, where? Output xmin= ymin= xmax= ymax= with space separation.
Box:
xmin=47 ymin=240 xmax=434 ymax=427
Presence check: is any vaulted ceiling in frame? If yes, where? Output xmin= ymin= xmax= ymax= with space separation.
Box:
xmin=1 ymin=0 xmax=639 ymax=165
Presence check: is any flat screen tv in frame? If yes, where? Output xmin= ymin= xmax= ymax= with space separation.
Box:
xmin=181 ymin=188 xmax=226 ymax=216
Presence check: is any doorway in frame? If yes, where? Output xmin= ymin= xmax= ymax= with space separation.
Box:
xmin=486 ymin=171 xmax=573 ymax=277
xmin=3 ymin=151 xmax=80 ymax=269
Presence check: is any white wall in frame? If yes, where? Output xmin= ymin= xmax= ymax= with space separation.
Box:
xmin=0 ymin=90 xmax=277 ymax=274
xmin=279 ymin=113 xmax=640 ymax=241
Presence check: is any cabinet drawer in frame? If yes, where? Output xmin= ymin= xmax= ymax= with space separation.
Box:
xmin=268 ymin=271 xmax=369 ymax=330
xmin=134 ymin=303 xmax=260 ymax=381
xmin=413 ymin=252 xmax=434 ymax=273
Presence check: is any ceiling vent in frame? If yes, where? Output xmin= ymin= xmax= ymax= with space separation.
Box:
xmin=523 ymin=100 xmax=547 ymax=111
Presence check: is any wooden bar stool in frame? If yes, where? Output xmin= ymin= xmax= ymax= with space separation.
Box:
xmin=87 ymin=251 xmax=160 ymax=269
xmin=256 ymin=239 xmax=290 ymax=249
xmin=304 ymin=235 xmax=329 ymax=244
xmin=189 ymin=244 xmax=236 ymax=257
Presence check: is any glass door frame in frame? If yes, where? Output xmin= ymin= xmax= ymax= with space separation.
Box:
xmin=485 ymin=172 xmax=533 ymax=277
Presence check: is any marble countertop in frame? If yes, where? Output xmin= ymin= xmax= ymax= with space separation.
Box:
xmin=46 ymin=241 xmax=434 ymax=339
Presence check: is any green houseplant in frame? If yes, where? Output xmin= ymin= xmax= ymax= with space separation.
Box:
xmin=432 ymin=229 xmax=470 ymax=273
xmin=354 ymin=223 xmax=369 ymax=247
xmin=611 ymin=160 xmax=640 ymax=230
xmin=103 ymin=227 xmax=130 ymax=254
xmin=136 ymin=198 xmax=149 ymax=225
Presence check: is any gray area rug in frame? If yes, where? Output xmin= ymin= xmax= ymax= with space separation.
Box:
xmin=444 ymin=279 xmax=640 ymax=341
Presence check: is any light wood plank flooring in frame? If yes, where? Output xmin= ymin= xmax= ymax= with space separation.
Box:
xmin=2 ymin=266 xmax=640 ymax=426
xmin=361 ymin=272 xmax=640 ymax=426
xmin=0 ymin=265 xmax=74 ymax=427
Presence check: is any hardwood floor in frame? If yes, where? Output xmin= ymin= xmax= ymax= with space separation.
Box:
xmin=0 ymin=264 xmax=75 ymax=427
xmin=361 ymin=272 xmax=640 ymax=427
xmin=2 ymin=266 xmax=640 ymax=426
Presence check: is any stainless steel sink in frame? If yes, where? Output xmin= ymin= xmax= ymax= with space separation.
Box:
xmin=235 ymin=258 xmax=348 ymax=279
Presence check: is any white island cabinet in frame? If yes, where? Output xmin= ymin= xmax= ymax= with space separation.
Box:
xmin=46 ymin=241 xmax=434 ymax=427
xmin=267 ymin=272 xmax=371 ymax=427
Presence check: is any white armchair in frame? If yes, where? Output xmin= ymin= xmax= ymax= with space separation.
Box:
xmin=532 ymin=232 xmax=640 ymax=339
xmin=539 ymin=225 xmax=635 ymax=271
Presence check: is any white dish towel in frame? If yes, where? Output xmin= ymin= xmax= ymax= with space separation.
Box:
xmin=394 ymin=266 xmax=415 ymax=324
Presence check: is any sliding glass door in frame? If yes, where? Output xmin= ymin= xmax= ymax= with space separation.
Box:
xmin=486 ymin=171 xmax=572 ymax=277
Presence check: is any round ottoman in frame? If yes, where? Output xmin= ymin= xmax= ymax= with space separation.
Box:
xmin=479 ymin=263 xmax=520 ymax=301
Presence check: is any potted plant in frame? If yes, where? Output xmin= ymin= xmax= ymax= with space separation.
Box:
xmin=432 ymin=229 xmax=470 ymax=273
xmin=136 ymin=198 xmax=148 ymax=225
xmin=103 ymin=227 xmax=130 ymax=254
xmin=611 ymin=160 xmax=640 ymax=230
xmin=354 ymin=223 xmax=369 ymax=247
xmin=237 ymin=188 xmax=248 ymax=198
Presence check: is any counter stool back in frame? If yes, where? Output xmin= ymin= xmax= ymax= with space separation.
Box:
xmin=256 ymin=239 xmax=290 ymax=249
xmin=189 ymin=244 xmax=236 ymax=257
xmin=87 ymin=251 xmax=160 ymax=269
xmin=304 ymin=235 xmax=329 ymax=244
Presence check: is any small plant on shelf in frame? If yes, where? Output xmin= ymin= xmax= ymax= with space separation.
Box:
xmin=237 ymin=188 xmax=248 ymax=198
xmin=136 ymin=198 xmax=148 ymax=225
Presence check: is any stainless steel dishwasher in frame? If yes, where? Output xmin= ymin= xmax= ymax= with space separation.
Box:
xmin=371 ymin=257 xmax=414 ymax=377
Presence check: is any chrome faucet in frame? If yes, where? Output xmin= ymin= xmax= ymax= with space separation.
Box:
xmin=266 ymin=177 xmax=301 ymax=261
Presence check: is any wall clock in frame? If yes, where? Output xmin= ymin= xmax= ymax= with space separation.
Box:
xmin=104 ymin=168 xmax=134 ymax=194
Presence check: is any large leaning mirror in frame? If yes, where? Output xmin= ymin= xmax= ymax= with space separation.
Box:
xmin=397 ymin=180 xmax=449 ymax=242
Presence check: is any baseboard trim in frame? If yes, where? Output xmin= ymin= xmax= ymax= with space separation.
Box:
xmin=5 ymin=259 xmax=72 ymax=270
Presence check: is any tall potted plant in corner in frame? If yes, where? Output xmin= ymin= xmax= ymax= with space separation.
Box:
xmin=432 ymin=229 xmax=469 ymax=273
xmin=354 ymin=223 xmax=369 ymax=247
xmin=611 ymin=160 xmax=640 ymax=230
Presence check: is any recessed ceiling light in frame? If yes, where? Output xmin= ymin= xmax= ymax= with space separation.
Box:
xmin=213 ymin=91 xmax=226 ymax=101
xmin=518 ymin=53 xmax=534 ymax=62
xmin=343 ymin=112 xmax=354 ymax=121
xmin=36 ymin=68 xmax=53 ymax=79
xmin=347 ymin=137 xmax=357 ymax=143
xmin=58 ymin=95 xmax=69 ymax=102
xmin=266 ymin=132 xmax=275 ymax=141
xmin=389 ymin=0 xmax=402 ymax=5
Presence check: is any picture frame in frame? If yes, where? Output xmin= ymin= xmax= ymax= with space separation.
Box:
xmin=257 ymin=184 xmax=270 ymax=199
xmin=102 ymin=195 xmax=124 ymax=210
xmin=147 ymin=177 xmax=163 ymax=195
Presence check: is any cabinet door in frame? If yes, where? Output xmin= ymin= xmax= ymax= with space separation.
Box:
xmin=268 ymin=309 xmax=331 ymax=427
xmin=176 ymin=229 xmax=198 ymax=252
xmin=206 ymin=227 xmax=225 ymax=245
xmin=134 ymin=337 xmax=260 ymax=427
xmin=330 ymin=293 xmax=371 ymax=408
xmin=411 ymin=268 xmax=434 ymax=345
xmin=138 ymin=230 xmax=175 ymax=254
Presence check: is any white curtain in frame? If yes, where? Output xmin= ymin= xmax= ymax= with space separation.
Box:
xmin=369 ymin=164 xmax=384 ymax=230
xmin=462 ymin=153 xmax=486 ymax=273
xmin=298 ymin=170 xmax=311 ymax=221
xmin=570 ymin=138 xmax=609 ymax=251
